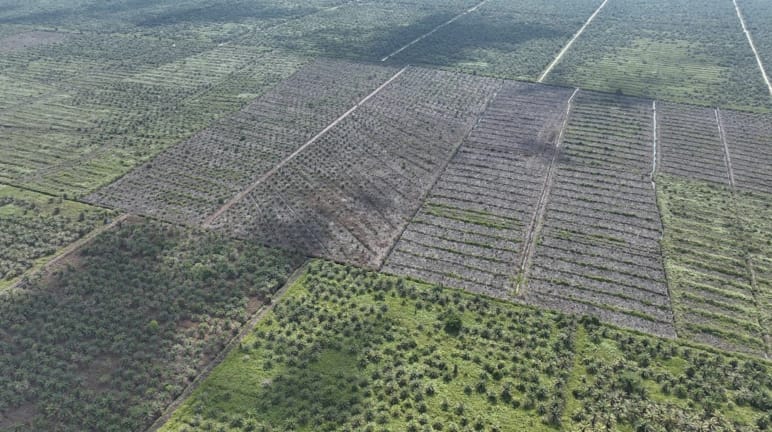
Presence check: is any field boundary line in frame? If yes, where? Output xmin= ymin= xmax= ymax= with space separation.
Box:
xmin=650 ymin=100 xmax=679 ymax=337
xmin=715 ymin=108 xmax=735 ymax=188
xmin=650 ymin=100 xmax=658 ymax=189
xmin=146 ymin=261 xmax=311 ymax=432
xmin=7 ymin=213 xmax=130 ymax=291
xmin=515 ymin=88 xmax=579 ymax=296
xmin=378 ymin=80 xmax=504 ymax=269
xmin=203 ymin=67 xmax=408 ymax=227
xmin=732 ymin=0 xmax=772 ymax=96
xmin=380 ymin=0 xmax=490 ymax=62
xmin=537 ymin=0 xmax=609 ymax=82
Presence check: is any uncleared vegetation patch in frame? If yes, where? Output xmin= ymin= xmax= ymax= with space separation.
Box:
xmin=0 ymin=219 xmax=303 ymax=431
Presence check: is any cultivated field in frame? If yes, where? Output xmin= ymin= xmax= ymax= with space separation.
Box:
xmin=523 ymin=91 xmax=675 ymax=338
xmin=719 ymin=109 xmax=772 ymax=195
xmin=740 ymin=0 xmax=772 ymax=66
xmin=0 ymin=219 xmax=303 ymax=431
xmin=545 ymin=0 xmax=772 ymax=111
xmin=212 ymin=67 xmax=501 ymax=268
xmin=0 ymin=33 xmax=304 ymax=197
xmin=87 ymin=59 xmax=397 ymax=224
xmin=158 ymin=261 xmax=772 ymax=432
xmin=657 ymin=103 xmax=730 ymax=185
xmin=86 ymin=60 xmax=771 ymax=354
xmin=382 ymin=0 xmax=603 ymax=81
xmin=2 ymin=1 xmax=772 ymax=431
xmin=657 ymin=176 xmax=770 ymax=357
xmin=383 ymin=81 xmax=574 ymax=297
xmin=0 ymin=184 xmax=113 ymax=289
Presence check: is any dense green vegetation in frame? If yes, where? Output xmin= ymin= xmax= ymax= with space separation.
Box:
xmin=0 ymin=184 xmax=113 ymax=289
xmin=546 ymin=0 xmax=772 ymax=111
xmin=0 ymin=220 xmax=303 ymax=431
xmin=385 ymin=0 xmax=601 ymax=81
xmin=160 ymin=261 xmax=772 ymax=432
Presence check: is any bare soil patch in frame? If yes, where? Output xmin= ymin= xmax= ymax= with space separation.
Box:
xmin=0 ymin=31 xmax=67 ymax=52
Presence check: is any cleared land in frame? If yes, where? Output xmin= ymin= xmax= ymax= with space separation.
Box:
xmin=545 ymin=0 xmax=772 ymax=111
xmin=0 ymin=30 xmax=66 ymax=52
xmin=0 ymin=184 xmax=114 ymax=289
xmin=0 ymin=219 xmax=303 ymax=431
xmin=87 ymin=59 xmax=398 ymax=224
xmin=212 ymin=67 xmax=501 ymax=268
xmin=657 ymin=103 xmax=731 ymax=185
xmin=523 ymin=91 xmax=675 ymax=338
xmin=383 ymin=81 xmax=574 ymax=297
xmin=719 ymin=110 xmax=772 ymax=195
xmin=158 ymin=261 xmax=772 ymax=432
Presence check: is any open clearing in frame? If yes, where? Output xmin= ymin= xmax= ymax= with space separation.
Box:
xmin=0 ymin=31 xmax=66 ymax=52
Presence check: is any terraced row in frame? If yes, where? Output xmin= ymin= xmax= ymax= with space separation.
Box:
xmin=657 ymin=103 xmax=729 ymax=185
xmin=87 ymin=59 xmax=398 ymax=224
xmin=524 ymin=91 xmax=676 ymax=338
xmin=212 ymin=67 xmax=501 ymax=268
xmin=382 ymin=81 xmax=574 ymax=297
xmin=658 ymin=176 xmax=770 ymax=357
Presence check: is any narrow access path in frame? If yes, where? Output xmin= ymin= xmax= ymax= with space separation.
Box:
xmin=650 ymin=100 xmax=658 ymax=189
xmin=537 ymin=0 xmax=610 ymax=82
xmin=515 ymin=88 xmax=579 ymax=295
xmin=203 ymin=67 xmax=408 ymax=227
xmin=715 ymin=108 xmax=735 ymax=188
xmin=732 ymin=0 xmax=772 ymax=96
xmin=380 ymin=0 xmax=490 ymax=62
xmin=146 ymin=261 xmax=311 ymax=431
xmin=7 ymin=213 xmax=130 ymax=291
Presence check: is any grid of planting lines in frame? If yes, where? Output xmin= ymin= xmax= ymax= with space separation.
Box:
xmin=657 ymin=103 xmax=730 ymax=186
xmin=86 ymin=59 xmax=398 ymax=224
xmin=658 ymin=178 xmax=769 ymax=357
xmin=719 ymin=110 xmax=772 ymax=195
xmin=212 ymin=67 xmax=501 ymax=268
xmin=524 ymin=92 xmax=676 ymax=338
xmin=382 ymin=82 xmax=574 ymax=297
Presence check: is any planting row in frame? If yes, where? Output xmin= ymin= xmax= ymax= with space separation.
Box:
xmin=87 ymin=59 xmax=398 ymax=224
xmin=523 ymin=91 xmax=676 ymax=338
xmin=383 ymin=81 xmax=574 ymax=297
xmin=657 ymin=176 xmax=770 ymax=358
xmin=657 ymin=102 xmax=772 ymax=194
xmin=0 ymin=33 xmax=305 ymax=197
xmin=212 ymin=67 xmax=502 ymax=268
